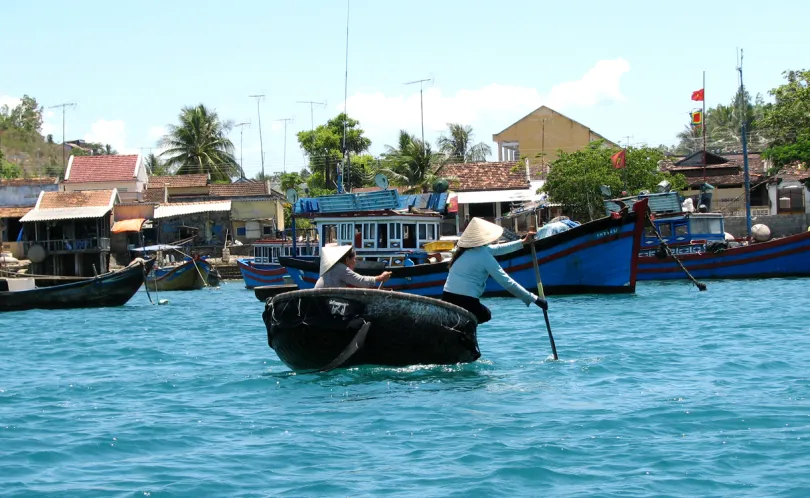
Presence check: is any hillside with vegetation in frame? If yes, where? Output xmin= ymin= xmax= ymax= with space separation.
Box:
xmin=0 ymin=96 xmax=66 ymax=178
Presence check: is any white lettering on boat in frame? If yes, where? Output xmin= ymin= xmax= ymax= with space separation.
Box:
xmin=595 ymin=227 xmax=620 ymax=238
xmin=328 ymin=299 xmax=349 ymax=316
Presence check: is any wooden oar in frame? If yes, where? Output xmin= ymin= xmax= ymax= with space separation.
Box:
xmin=529 ymin=240 xmax=559 ymax=360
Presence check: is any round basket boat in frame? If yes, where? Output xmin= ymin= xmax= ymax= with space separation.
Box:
xmin=262 ymin=288 xmax=480 ymax=371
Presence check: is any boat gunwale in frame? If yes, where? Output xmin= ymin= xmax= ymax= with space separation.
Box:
xmin=269 ymin=287 xmax=478 ymax=324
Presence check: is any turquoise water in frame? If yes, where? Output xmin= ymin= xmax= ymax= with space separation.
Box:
xmin=1 ymin=279 xmax=809 ymax=496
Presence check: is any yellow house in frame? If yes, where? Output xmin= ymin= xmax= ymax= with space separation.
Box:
xmin=492 ymin=106 xmax=617 ymax=171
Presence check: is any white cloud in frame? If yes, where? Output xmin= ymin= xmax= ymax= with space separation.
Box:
xmin=342 ymin=58 xmax=631 ymax=153
xmin=147 ymin=125 xmax=167 ymax=141
xmin=84 ymin=119 xmax=137 ymax=154
xmin=0 ymin=95 xmax=21 ymax=110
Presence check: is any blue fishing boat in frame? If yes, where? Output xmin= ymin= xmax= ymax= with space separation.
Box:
xmin=606 ymin=191 xmax=810 ymax=281
xmin=237 ymin=235 xmax=319 ymax=289
xmin=280 ymin=186 xmax=648 ymax=297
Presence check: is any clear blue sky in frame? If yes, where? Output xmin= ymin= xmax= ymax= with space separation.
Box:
xmin=3 ymin=0 xmax=807 ymax=178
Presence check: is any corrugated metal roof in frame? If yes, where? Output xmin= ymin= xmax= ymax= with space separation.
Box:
xmin=19 ymin=205 xmax=112 ymax=222
xmin=456 ymin=188 xmax=542 ymax=204
xmin=153 ymin=201 xmax=231 ymax=219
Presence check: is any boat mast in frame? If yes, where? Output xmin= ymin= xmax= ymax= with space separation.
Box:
xmin=338 ymin=0 xmax=350 ymax=194
xmin=737 ymin=50 xmax=752 ymax=239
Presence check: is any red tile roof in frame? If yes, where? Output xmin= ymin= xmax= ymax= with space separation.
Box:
xmin=0 ymin=206 xmax=33 ymax=218
xmin=209 ymin=182 xmax=268 ymax=197
xmin=142 ymin=188 xmax=165 ymax=203
xmin=773 ymin=162 xmax=810 ymax=182
xmin=440 ymin=161 xmax=533 ymax=191
xmin=0 ymin=177 xmax=59 ymax=187
xmin=148 ymin=174 xmax=209 ymax=188
xmin=38 ymin=190 xmax=116 ymax=209
xmin=64 ymin=155 xmax=140 ymax=183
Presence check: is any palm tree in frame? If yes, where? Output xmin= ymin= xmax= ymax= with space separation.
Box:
xmin=675 ymin=125 xmax=703 ymax=155
xmin=436 ymin=123 xmax=492 ymax=163
xmin=381 ymin=131 xmax=447 ymax=193
xmin=159 ymin=104 xmax=239 ymax=182
xmin=144 ymin=153 xmax=170 ymax=176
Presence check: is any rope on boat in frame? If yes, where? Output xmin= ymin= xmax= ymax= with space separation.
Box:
xmin=141 ymin=260 xmax=155 ymax=305
xmin=169 ymin=248 xmax=210 ymax=288
xmin=645 ymin=210 xmax=707 ymax=292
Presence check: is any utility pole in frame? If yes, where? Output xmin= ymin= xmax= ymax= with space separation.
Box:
xmin=49 ymin=102 xmax=76 ymax=171
xmin=234 ymin=122 xmax=250 ymax=179
xmin=274 ymin=118 xmax=293 ymax=173
xmin=404 ymin=78 xmax=432 ymax=149
xmin=296 ymin=101 xmax=324 ymax=132
xmin=249 ymin=94 xmax=266 ymax=178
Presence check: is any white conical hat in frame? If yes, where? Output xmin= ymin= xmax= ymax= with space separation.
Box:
xmin=457 ymin=217 xmax=504 ymax=248
xmin=319 ymin=244 xmax=353 ymax=275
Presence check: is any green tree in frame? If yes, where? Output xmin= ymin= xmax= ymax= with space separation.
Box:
xmin=8 ymin=95 xmax=43 ymax=134
xmin=761 ymin=69 xmax=810 ymax=168
xmin=0 ymin=159 xmax=22 ymax=179
xmin=144 ymin=153 xmax=170 ymax=176
xmin=542 ymin=141 xmax=687 ymax=220
xmin=436 ymin=123 xmax=491 ymax=163
xmin=296 ymin=113 xmax=371 ymax=189
xmin=159 ymin=104 xmax=239 ymax=181
xmin=380 ymin=130 xmax=446 ymax=193
xmin=280 ymin=172 xmax=303 ymax=193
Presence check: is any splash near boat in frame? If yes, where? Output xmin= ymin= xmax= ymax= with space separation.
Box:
xmin=263 ymin=288 xmax=480 ymax=371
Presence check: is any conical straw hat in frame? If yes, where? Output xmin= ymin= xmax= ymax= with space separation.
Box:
xmin=457 ymin=217 xmax=504 ymax=248
xmin=319 ymin=244 xmax=353 ymax=275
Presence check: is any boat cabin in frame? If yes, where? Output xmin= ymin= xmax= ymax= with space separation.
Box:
xmin=293 ymin=188 xmax=444 ymax=266
xmin=604 ymin=191 xmax=727 ymax=256
xmin=252 ymin=237 xmax=320 ymax=264
xmin=642 ymin=212 xmax=725 ymax=256
xmin=314 ymin=212 xmax=443 ymax=265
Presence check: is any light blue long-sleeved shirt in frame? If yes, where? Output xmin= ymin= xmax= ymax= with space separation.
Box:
xmin=443 ymin=240 xmax=538 ymax=305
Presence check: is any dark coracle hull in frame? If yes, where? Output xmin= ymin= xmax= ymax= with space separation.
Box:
xmin=263 ymin=288 xmax=480 ymax=371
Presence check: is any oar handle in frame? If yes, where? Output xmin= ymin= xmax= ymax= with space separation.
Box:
xmin=530 ymin=240 xmax=558 ymax=360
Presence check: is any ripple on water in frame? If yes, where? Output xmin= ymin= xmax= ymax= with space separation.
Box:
xmin=1 ymin=281 xmax=810 ymax=495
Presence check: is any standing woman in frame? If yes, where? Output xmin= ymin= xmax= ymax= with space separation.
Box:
xmin=442 ymin=217 xmax=548 ymax=324
xmin=315 ymin=245 xmax=392 ymax=289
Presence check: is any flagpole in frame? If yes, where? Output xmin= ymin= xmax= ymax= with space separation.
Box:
xmin=702 ymin=71 xmax=707 ymax=182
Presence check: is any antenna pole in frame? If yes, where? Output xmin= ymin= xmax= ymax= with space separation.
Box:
xmin=249 ymin=95 xmax=266 ymax=178
xmin=49 ymin=102 xmax=76 ymax=173
xmin=296 ymin=101 xmax=324 ymax=133
xmin=234 ymin=122 xmax=250 ymax=179
xmin=405 ymin=78 xmax=432 ymax=150
xmin=339 ymin=0 xmax=350 ymax=194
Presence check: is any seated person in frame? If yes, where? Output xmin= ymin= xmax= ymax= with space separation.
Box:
xmin=315 ymin=245 xmax=391 ymax=289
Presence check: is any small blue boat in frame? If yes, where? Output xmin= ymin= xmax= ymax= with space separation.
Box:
xmin=237 ymin=234 xmax=319 ymax=289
